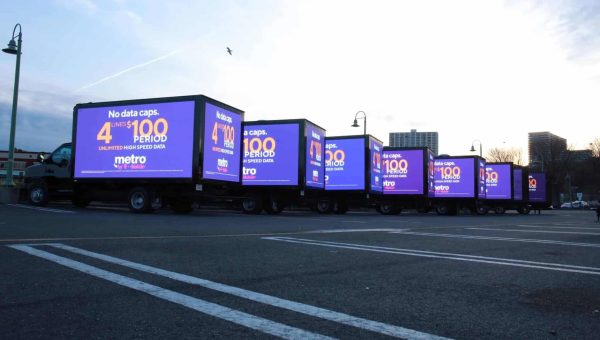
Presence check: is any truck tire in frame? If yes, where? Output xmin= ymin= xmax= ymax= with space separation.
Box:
xmin=494 ymin=206 xmax=506 ymax=214
xmin=517 ymin=206 xmax=531 ymax=215
xmin=436 ymin=205 xmax=449 ymax=215
xmin=71 ymin=196 xmax=90 ymax=208
xmin=28 ymin=183 xmax=49 ymax=206
xmin=379 ymin=202 xmax=400 ymax=215
xmin=476 ymin=205 xmax=489 ymax=215
xmin=333 ymin=201 xmax=349 ymax=214
xmin=265 ymin=198 xmax=284 ymax=215
xmin=171 ymin=199 xmax=193 ymax=214
xmin=242 ymin=196 xmax=263 ymax=214
xmin=316 ymin=199 xmax=332 ymax=214
xmin=128 ymin=187 xmax=155 ymax=213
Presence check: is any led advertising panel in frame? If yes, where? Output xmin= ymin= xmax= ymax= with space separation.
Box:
xmin=485 ymin=164 xmax=512 ymax=200
xmin=370 ymin=138 xmax=383 ymax=192
xmin=383 ymin=149 xmax=424 ymax=195
xmin=529 ymin=172 xmax=547 ymax=202
xmin=434 ymin=158 xmax=475 ymax=198
xmin=202 ymin=102 xmax=242 ymax=182
xmin=427 ymin=150 xmax=435 ymax=197
xmin=513 ymin=168 xmax=523 ymax=201
xmin=74 ymin=101 xmax=195 ymax=178
xmin=325 ymin=138 xmax=365 ymax=190
xmin=478 ymin=159 xmax=487 ymax=199
xmin=242 ymin=123 xmax=299 ymax=186
xmin=305 ymin=123 xmax=325 ymax=188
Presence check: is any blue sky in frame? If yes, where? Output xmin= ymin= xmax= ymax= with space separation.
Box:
xmin=1 ymin=0 xmax=599 ymax=160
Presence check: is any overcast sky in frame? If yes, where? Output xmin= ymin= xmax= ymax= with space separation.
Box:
xmin=1 ymin=0 xmax=599 ymax=160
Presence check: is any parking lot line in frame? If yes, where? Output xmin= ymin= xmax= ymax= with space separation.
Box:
xmin=468 ymin=228 xmax=600 ymax=236
xmin=516 ymin=225 xmax=600 ymax=230
xmin=263 ymin=237 xmax=600 ymax=276
xmin=390 ymin=231 xmax=600 ymax=248
xmin=7 ymin=204 xmax=76 ymax=214
xmin=45 ymin=243 xmax=448 ymax=340
xmin=7 ymin=244 xmax=332 ymax=340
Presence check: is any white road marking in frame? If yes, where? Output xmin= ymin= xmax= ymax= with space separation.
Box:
xmin=7 ymin=204 xmax=75 ymax=214
xmin=44 ymin=243 xmax=448 ymax=340
xmin=308 ymin=228 xmax=403 ymax=234
xmin=263 ymin=237 xmax=600 ymax=276
xmin=7 ymin=244 xmax=332 ymax=340
xmin=390 ymin=231 xmax=600 ymax=248
xmin=515 ymin=224 xmax=600 ymax=230
xmin=468 ymin=228 xmax=600 ymax=236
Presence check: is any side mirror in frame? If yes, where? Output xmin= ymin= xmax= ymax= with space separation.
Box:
xmin=37 ymin=153 xmax=45 ymax=162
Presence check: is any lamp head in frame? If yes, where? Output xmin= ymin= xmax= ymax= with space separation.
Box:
xmin=2 ymin=38 xmax=17 ymax=55
xmin=351 ymin=118 xmax=359 ymax=128
xmin=470 ymin=145 xmax=476 ymax=152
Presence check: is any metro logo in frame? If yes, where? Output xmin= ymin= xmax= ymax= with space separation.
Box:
xmin=114 ymin=154 xmax=147 ymax=166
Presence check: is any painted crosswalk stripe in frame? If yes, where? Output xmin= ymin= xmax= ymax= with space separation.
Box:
xmin=263 ymin=237 xmax=600 ymax=276
xmin=45 ymin=243 xmax=448 ymax=340
xmin=7 ymin=244 xmax=332 ymax=340
xmin=390 ymin=231 xmax=600 ymax=248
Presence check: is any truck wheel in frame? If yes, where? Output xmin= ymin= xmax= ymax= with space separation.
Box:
xmin=494 ymin=206 xmax=506 ymax=214
xmin=128 ymin=187 xmax=154 ymax=213
xmin=316 ymin=200 xmax=332 ymax=214
xmin=379 ymin=202 xmax=400 ymax=215
xmin=333 ymin=201 xmax=349 ymax=214
xmin=517 ymin=206 xmax=531 ymax=215
xmin=476 ymin=205 xmax=489 ymax=215
xmin=28 ymin=183 xmax=49 ymax=206
xmin=71 ymin=196 xmax=90 ymax=208
xmin=171 ymin=199 xmax=193 ymax=214
xmin=265 ymin=198 xmax=284 ymax=215
xmin=242 ymin=196 xmax=263 ymax=214
xmin=436 ymin=205 xmax=449 ymax=215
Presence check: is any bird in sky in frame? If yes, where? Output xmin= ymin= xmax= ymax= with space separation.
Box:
xmin=227 ymin=47 xmax=232 ymax=55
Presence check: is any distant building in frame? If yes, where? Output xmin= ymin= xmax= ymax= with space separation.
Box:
xmin=0 ymin=150 xmax=47 ymax=177
xmin=528 ymin=131 xmax=567 ymax=169
xmin=389 ymin=129 xmax=439 ymax=155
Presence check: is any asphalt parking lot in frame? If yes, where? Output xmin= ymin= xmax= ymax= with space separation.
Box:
xmin=1 ymin=204 xmax=599 ymax=339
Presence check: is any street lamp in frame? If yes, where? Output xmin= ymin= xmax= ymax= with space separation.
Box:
xmin=470 ymin=139 xmax=482 ymax=157
xmin=2 ymin=23 xmax=22 ymax=187
xmin=351 ymin=110 xmax=366 ymax=135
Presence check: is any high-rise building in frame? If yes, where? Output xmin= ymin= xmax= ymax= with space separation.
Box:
xmin=389 ymin=129 xmax=439 ymax=155
xmin=528 ymin=131 xmax=567 ymax=169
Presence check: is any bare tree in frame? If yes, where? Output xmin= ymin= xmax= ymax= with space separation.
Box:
xmin=485 ymin=147 xmax=523 ymax=165
xmin=591 ymin=137 xmax=600 ymax=158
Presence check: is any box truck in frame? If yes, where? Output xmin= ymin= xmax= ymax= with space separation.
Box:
xmin=432 ymin=156 xmax=487 ymax=215
xmin=240 ymin=119 xmax=325 ymax=214
xmin=317 ymin=135 xmax=383 ymax=214
xmin=25 ymin=95 xmax=244 ymax=213
xmin=484 ymin=163 xmax=531 ymax=214
xmin=376 ymin=147 xmax=435 ymax=214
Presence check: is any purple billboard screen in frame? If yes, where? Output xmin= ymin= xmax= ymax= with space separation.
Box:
xmin=478 ymin=159 xmax=486 ymax=199
xmin=383 ymin=149 xmax=424 ymax=195
xmin=529 ymin=172 xmax=547 ymax=202
xmin=434 ymin=158 xmax=475 ymax=198
xmin=305 ymin=123 xmax=325 ymax=188
xmin=325 ymin=138 xmax=365 ymax=190
xmin=370 ymin=138 xmax=383 ymax=192
xmin=513 ymin=169 xmax=523 ymax=201
xmin=74 ymin=101 xmax=195 ymax=178
xmin=485 ymin=164 xmax=512 ymax=200
xmin=427 ymin=151 xmax=435 ymax=197
xmin=202 ymin=102 xmax=242 ymax=182
xmin=242 ymin=123 xmax=299 ymax=186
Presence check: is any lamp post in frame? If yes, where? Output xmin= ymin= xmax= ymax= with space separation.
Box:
xmin=2 ymin=23 xmax=22 ymax=187
xmin=351 ymin=110 xmax=366 ymax=135
xmin=470 ymin=139 xmax=482 ymax=157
